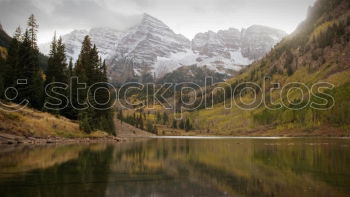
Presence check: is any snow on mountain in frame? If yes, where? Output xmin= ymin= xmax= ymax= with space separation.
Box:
xmin=191 ymin=25 xmax=287 ymax=69
xmin=112 ymin=13 xmax=191 ymax=64
xmin=40 ymin=28 xmax=124 ymax=62
xmin=240 ymin=25 xmax=287 ymax=60
xmin=39 ymin=14 xmax=287 ymax=83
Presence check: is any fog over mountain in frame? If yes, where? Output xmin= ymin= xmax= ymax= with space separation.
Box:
xmin=0 ymin=0 xmax=314 ymax=83
xmin=0 ymin=0 xmax=315 ymax=43
xmin=38 ymin=14 xmax=286 ymax=83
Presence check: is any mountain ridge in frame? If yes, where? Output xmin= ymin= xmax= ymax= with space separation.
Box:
xmin=39 ymin=13 xmax=287 ymax=83
xmin=188 ymin=0 xmax=350 ymax=135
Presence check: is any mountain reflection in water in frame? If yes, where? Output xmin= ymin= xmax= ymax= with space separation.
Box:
xmin=0 ymin=138 xmax=350 ymax=197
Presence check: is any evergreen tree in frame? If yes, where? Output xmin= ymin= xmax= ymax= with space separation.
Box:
xmin=46 ymin=35 xmax=68 ymax=84
xmin=73 ymin=35 xmax=115 ymax=135
xmin=146 ymin=120 xmax=155 ymax=133
xmin=27 ymin=14 xmax=39 ymax=50
xmin=156 ymin=112 xmax=161 ymax=123
xmin=45 ymin=34 xmax=70 ymax=115
xmin=0 ymin=56 xmax=5 ymax=98
xmin=14 ymin=26 xmax=23 ymax=41
xmin=18 ymin=29 xmax=44 ymax=109
xmin=75 ymin=36 xmax=91 ymax=85
xmin=185 ymin=118 xmax=192 ymax=131
xmin=162 ymin=112 xmax=169 ymax=124
xmin=179 ymin=119 xmax=185 ymax=129
xmin=172 ymin=120 xmax=177 ymax=129
xmin=79 ymin=109 xmax=94 ymax=134
xmin=0 ymin=75 xmax=3 ymax=99
xmin=4 ymin=27 xmax=22 ymax=89
xmin=43 ymin=77 xmax=60 ymax=115
xmin=78 ymin=92 xmax=95 ymax=133
xmin=46 ymin=33 xmax=57 ymax=83
xmin=139 ymin=115 xmax=144 ymax=130
xmin=68 ymin=58 xmax=74 ymax=78
xmin=70 ymin=36 xmax=91 ymax=120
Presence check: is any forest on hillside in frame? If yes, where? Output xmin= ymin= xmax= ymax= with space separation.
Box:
xmin=0 ymin=15 xmax=115 ymax=135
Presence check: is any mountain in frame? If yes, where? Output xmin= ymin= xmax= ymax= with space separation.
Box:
xmin=192 ymin=25 xmax=286 ymax=62
xmin=240 ymin=25 xmax=287 ymax=60
xmin=111 ymin=14 xmax=191 ymax=65
xmin=40 ymin=14 xmax=287 ymax=83
xmin=40 ymin=28 xmax=125 ymax=61
xmin=0 ymin=24 xmax=11 ymax=48
xmin=188 ymin=0 xmax=350 ymax=136
xmin=108 ymin=14 xmax=192 ymax=82
xmin=0 ymin=24 xmax=48 ymax=70
xmin=157 ymin=65 xmax=226 ymax=86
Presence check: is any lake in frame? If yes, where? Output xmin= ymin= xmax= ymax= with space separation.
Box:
xmin=0 ymin=137 xmax=350 ymax=197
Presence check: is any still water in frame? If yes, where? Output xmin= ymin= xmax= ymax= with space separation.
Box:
xmin=0 ymin=137 xmax=350 ymax=197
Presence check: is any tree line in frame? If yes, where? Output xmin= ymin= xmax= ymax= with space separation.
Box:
xmin=0 ymin=15 xmax=115 ymax=135
xmin=117 ymin=110 xmax=158 ymax=134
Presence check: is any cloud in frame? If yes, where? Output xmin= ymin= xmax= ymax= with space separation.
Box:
xmin=0 ymin=0 xmax=315 ymax=43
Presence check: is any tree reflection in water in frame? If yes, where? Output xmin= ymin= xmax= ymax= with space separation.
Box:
xmin=0 ymin=138 xmax=350 ymax=197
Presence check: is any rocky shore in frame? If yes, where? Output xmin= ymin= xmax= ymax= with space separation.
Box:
xmin=0 ymin=133 xmax=125 ymax=145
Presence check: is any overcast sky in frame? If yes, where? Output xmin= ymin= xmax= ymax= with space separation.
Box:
xmin=0 ymin=0 xmax=316 ymax=44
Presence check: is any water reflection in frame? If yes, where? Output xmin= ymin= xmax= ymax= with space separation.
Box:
xmin=0 ymin=138 xmax=350 ymax=197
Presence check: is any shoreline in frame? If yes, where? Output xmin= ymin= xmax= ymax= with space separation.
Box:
xmin=1 ymin=126 xmax=349 ymax=145
xmin=0 ymin=133 xmax=125 ymax=145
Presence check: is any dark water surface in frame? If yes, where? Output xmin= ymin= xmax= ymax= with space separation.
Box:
xmin=0 ymin=137 xmax=350 ymax=197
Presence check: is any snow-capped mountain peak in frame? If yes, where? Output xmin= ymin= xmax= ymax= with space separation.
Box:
xmin=39 ymin=14 xmax=287 ymax=83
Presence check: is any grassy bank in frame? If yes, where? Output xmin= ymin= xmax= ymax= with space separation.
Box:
xmin=0 ymin=102 xmax=110 ymax=139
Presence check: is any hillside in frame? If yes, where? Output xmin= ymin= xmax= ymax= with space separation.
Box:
xmin=0 ymin=102 xmax=115 ymax=143
xmin=188 ymin=0 xmax=350 ymax=136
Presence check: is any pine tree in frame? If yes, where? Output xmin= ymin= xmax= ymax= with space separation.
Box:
xmin=27 ymin=14 xmax=39 ymax=50
xmin=75 ymin=36 xmax=92 ymax=85
xmin=45 ymin=34 xmax=70 ymax=115
xmin=68 ymin=58 xmax=73 ymax=78
xmin=73 ymin=35 xmax=116 ymax=135
xmin=46 ymin=33 xmax=57 ymax=83
xmin=56 ymin=37 xmax=67 ymax=82
xmin=14 ymin=26 xmax=23 ymax=41
xmin=0 ymin=74 xmax=3 ymax=99
xmin=79 ymin=109 xmax=93 ymax=134
xmin=60 ymin=57 xmax=75 ymax=120
xmin=46 ymin=35 xmax=68 ymax=84
xmin=162 ymin=112 xmax=169 ymax=124
xmin=43 ymin=77 xmax=60 ymax=114
xmin=4 ymin=27 xmax=22 ymax=89
xmin=139 ymin=115 xmax=144 ymax=130
xmin=185 ymin=118 xmax=192 ymax=131
xmin=17 ymin=29 xmax=44 ymax=109
xmin=78 ymin=92 xmax=95 ymax=133
xmin=172 ymin=120 xmax=177 ymax=129
xmin=156 ymin=112 xmax=161 ymax=123
xmin=71 ymin=36 xmax=91 ymax=119
xmin=146 ymin=120 xmax=155 ymax=133
xmin=179 ymin=119 xmax=185 ymax=130
xmin=0 ymin=56 xmax=5 ymax=98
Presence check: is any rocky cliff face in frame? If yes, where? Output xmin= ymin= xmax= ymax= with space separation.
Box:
xmin=240 ymin=25 xmax=287 ymax=60
xmin=192 ymin=25 xmax=286 ymax=63
xmin=40 ymin=28 xmax=124 ymax=62
xmin=108 ymin=14 xmax=191 ymax=81
xmin=111 ymin=14 xmax=191 ymax=65
xmin=192 ymin=28 xmax=241 ymax=58
xmin=39 ymin=14 xmax=287 ymax=83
